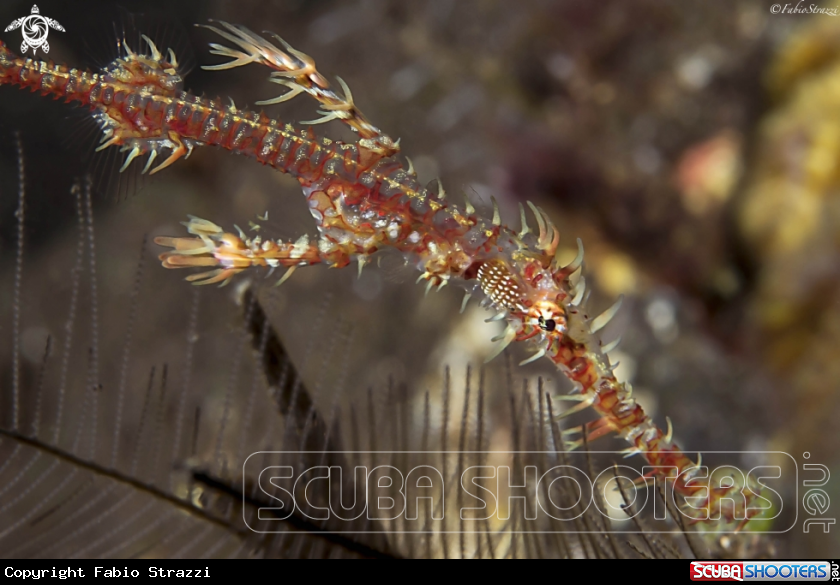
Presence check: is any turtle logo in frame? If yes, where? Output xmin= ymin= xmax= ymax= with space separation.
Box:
xmin=5 ymin=5 xmax=65 ymax=55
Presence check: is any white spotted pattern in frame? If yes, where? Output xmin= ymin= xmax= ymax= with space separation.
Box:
xmin=477 ymin=261 xmax=521 ymax=311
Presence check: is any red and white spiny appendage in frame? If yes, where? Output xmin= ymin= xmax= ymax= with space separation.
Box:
xmin=0 ymin=22 xmax=762 ymax=529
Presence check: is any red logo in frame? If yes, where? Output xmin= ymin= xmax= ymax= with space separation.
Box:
xmin=691 ymin=562 xmax=744 ymax=582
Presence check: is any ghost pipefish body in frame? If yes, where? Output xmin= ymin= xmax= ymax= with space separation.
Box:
xmin=0 ymin=21 xmax=762 ymax=529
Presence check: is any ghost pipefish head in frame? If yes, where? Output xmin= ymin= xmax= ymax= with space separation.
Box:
xmin=476 ymin=242 xmax=584 ymax=365
xmin=529 ymin=299 xmax=568 ymax=337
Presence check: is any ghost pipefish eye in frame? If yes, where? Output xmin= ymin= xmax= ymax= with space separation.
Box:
xmin=538 ymin=316 xmax=556 ymax=332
